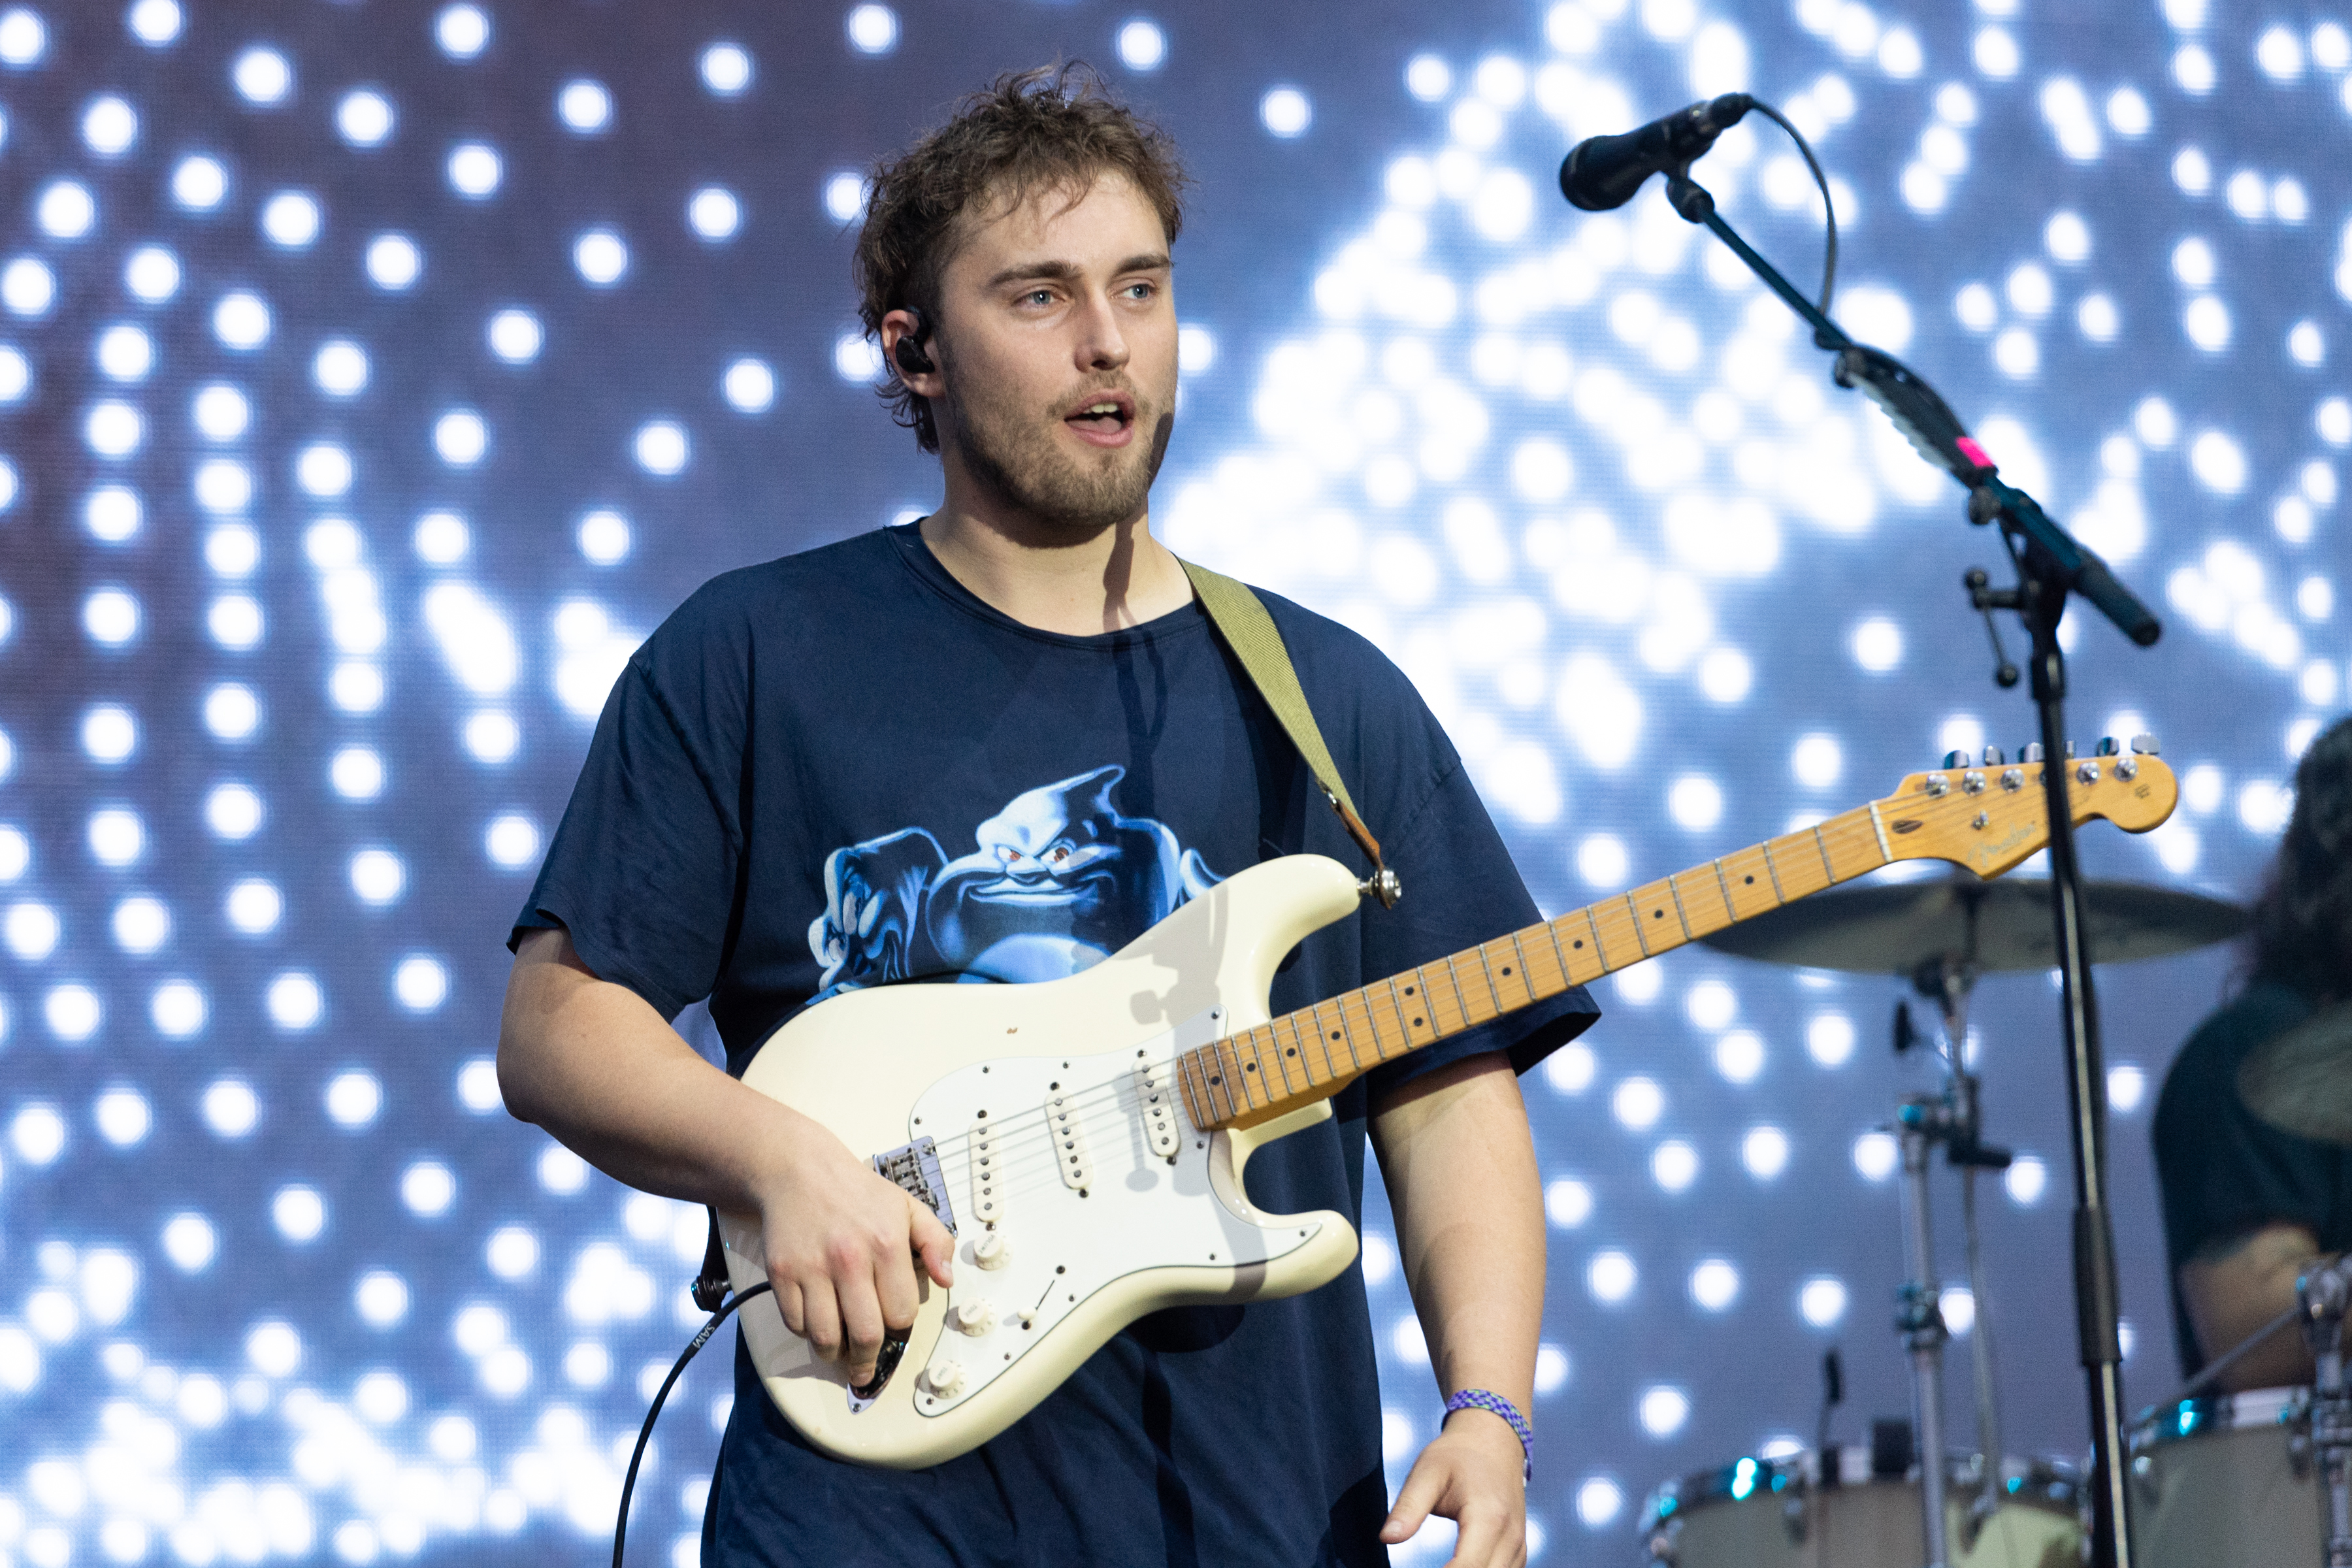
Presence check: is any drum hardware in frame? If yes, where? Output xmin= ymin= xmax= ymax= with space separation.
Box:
xmin=2298 ymin=1256 xmax=2352 ymax=1567
xmin=2236 ymin=1003 xmax=2352 ymax=1148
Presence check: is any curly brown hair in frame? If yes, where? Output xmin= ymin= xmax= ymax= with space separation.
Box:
xmin=2249 ymin=713 xmax=2352 ymax=995
xmin=854 ymin=62 xmax=1190 ymax=452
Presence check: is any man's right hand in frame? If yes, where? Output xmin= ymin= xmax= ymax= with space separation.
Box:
xmin=752 ymin=1124 xmax=957 ymax=1388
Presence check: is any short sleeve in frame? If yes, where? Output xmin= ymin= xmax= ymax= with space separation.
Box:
xmin=509 ymin=655 xmax=743 ymax=1021
xmin=1357 ymin=756 xmax=1599 ymax=1103
xmin=2154 ymin=985 xmax=2339 ymax=1267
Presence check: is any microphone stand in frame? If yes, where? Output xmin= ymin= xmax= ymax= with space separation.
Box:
xmin=1652 ymin=169 xmax=2161 ymax=1568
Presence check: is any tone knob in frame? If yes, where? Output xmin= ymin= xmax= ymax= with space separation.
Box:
xmin=953 ymin=1299 xmax=996 ymax=1337
xmin=923 ymin=1359 xmax=967 ymax=1398
xmin=973 ymin=1231 xmax=1011 ymax=1271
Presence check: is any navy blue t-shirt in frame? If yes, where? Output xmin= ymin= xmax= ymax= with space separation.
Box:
xmin=514 ymin=524 xmax=1595 ymax=1567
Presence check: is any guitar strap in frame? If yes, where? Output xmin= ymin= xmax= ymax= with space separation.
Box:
xmin=1177 ymin=559 xmax=1397 ymax=908
xmin=686 ymin=557 xmax=1401 ymax=1319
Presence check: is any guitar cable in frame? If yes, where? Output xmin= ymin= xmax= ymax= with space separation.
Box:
xmin=612 ymin=1211 xmax=769 ymax=1568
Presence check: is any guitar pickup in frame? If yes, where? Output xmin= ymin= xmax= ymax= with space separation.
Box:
xmin=872 ymin=1136 xmax=956 ymax=1235
xmin=1048 ymin=1091 xmax=1093 ymax=1192
xmin=1135 ymin=1060 xmax=1181 ymax=1159
xmin=967 ymin=1118 xmax=1002 ymax=1227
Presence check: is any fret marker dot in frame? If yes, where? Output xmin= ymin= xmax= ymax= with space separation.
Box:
xmin=1574 ymin=939 xmax=1586 ymax=949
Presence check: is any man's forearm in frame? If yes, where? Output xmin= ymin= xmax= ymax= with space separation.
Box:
xmin=498 ymin=926 xmax=806 ymax=1211
xmin=1371 ymin=1054 xmax=1546 ymax=1418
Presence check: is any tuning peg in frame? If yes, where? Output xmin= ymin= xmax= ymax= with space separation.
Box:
xmin=1982 ymin=746 xmax=2004 ymax=766
xmin=1942 ymin=750 xmax=1969 ymax=769
xmin=2020 ymin=743 xmax=2045 ymax=763
xmin=2065 ymin=741 xmax=2076 ymax=759
xmin=2094 ymin=736 xmax=2120 ymax=757
xmin=2130 ymin=733 xmax=2160 ymax=755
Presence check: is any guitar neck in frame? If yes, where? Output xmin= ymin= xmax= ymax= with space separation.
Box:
xmin=1177 ymin=801 xmax=1897 ymax=1131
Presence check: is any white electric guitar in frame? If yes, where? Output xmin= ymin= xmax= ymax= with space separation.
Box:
xmin=721 ymin=743 xmax=2178 ymax=1467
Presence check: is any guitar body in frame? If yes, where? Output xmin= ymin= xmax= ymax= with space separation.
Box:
xmin=722 ymin=854 xmax=1368 ymax=1469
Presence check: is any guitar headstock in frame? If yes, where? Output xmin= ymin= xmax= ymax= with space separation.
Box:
xmin=1876 ymin=735 xmax=2178 ymax=879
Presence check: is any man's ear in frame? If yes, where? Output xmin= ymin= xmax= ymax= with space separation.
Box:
xmin=881 ymin=307 xmax=941 ymax=397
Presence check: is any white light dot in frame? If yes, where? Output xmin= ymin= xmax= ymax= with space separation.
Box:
xmin=1587 ymin=1249 xmax=1637 ymax=1303
xmin=112 ymin=895 xmax=169 ymax=955
xmin=84 ymin=588 xmax=140 ymax=647
xmin=538 ymin=1145 xmax=589 ymax=1194
xmin=464 ymin=710 xmax=520 ymax=764
xmin=721 ymin=357 xmax=777 ymax=414
xmin=2078 ymin=293 xmax=2120 ymax=342
xmin=1852 ymin=615 xmax=1903 ymax=671
xmin=2108 ymin=1062 xmax=2147 ymax=1113
xmin=394 ymin=955 xmax=449 ymax=1012
xmin=260 ymin=189 xmax=321 ymax=248
xmin=270 ymin=1188 xmax=325 ymax=1245
xmin=1791 ymin=732 xmax=1843 ymax=788
xmin=1544 ymin=1175 xmax=1593 ymax=1228
xmin=447 ymin=140 xmax=501 ymax=199
xmin=163 ymin=1213 xmax=216 ymax=1272
xmin=224 ymin=877 xmax=283 ymax=935
xmin=557 ymin=78 xmax=611 ymax=133
xmin=87 ymin=806 xmax=143 ymax=866
xmin=350 ymin=849 xmax=405 ymax=906
xmin=436 ymin=3 xmax=489 ymax=57
xmin=45 ymin=984 xmax=102 ymax=1042
xmin=1577 ymin=833 xmax=1629 ymax=888
xmin=37 ymin=179 xmax=95 ymax=240
xmin=1699 ymin=646 xmax=1752 ymax=703
xmin=296 ymin=441 xmax=353 ymax=497
xmin=2290 ymin=321 xmax=2325 ymax=367
xmin=0 ymin=344 xmax=26 ymax=404
xmin=202 ymin=1079 xmax=259 ymax=1139
xmin=2174 ymin=43 xmax=2216 ymax=92
xmin=2107 ymin=86 xmax=2151 ymax=135
xmin=82 ymin=704 xmax=138 ymax=763
xmin=2184 ymin=296 xmax=2232 ymax=353
xmin=700 ymin=42 xmax=753 ymax=95
xmin=1743 ymin=1124 xmax=1790 ymax=1179
xmin=1577 ymin=1475 xmax=1624 ymax=1529
xmin=833 ymin=331 xmax=883 ymax=382
xmin=1 ymin=255 xmax=55 ymax=318
xmin=366 ymin=233 xmax=422 ymax=290
xmin=1117 ymin=18 xmax=1166 ymax=71
xmin=204 ymin=782 xmax=263 ymax=840
xmin=1714 ymin=1030 xmax=1765 ymax=1085
xmin=1405 ymin=54 xmax=1452 ymax=100
xmin=2005 ymin=1154 xmax=2048 ymax=1205
xmin=434 ymin=408 xmax=489 ymax=466
xmin=1261 ymin=86 xmax=1312 ymax=138
xmin=127 ymin=0 xmax=182 ymax=46
xmin=1651 ymin=1139 xmax=1699 ymax=1192
xmin=232 ymin=46 xmax=293 ymax=106
xmin=634 ymin=419 xmax=689 ymax=475
xmin=485 ymin=814 xmax=540 ymax=868
xmin=823 ymin=171 xmax=865 ymax=223
xmin=845 ymin=4 xmax=897 ymax=54
xmin=356 ymin=1270 xmax=410 ymax=1327
xmin=267 ymin=972 xmax=323 ymax=1032
xmin=687 ymin=185 xmax=742 ymax=240
xmin=574 ymin=227 xmax=628 ymax=286
xmin=1666 ymin=774 xmax=1723 ymax=831
xmin=191 ymin=384 xmax=249 ymax=441
xmin=325 ymin=1069 xmax=380 ymax=1128
xmin=457 ymin=1058 xmax=503 ymax=1115
xmin=1853 ymin=1130 xmax=1899 ymax=1181
xmin=1799 ymin=1275 xmax=1848 ymax=1327
xmin=204 ymin=681 xmax=263 ymax=741
xmin=2189 ymin=429 xmax=2247 ymax=493
xmin=337 ymin=88 xmax=394 ymax=146
xmin=401 ymin=1161 xmax=455 ymax=1217
xmin=4 ymin=900 xmax=59 ymax=960
xmin=80 ymin=96 xmax=142 ymax=156
xmin=314 ymin=338 xmax=369 ymax=395
xmin=95 ymin=1086 xmax=150 ymax=1147
xmin=486 ymin=1226 xmax=540 ymax=1279
xmin=1611 ymin=1076 xmax=1663 ymax=1130
xmin=213 ymin=291 xmax=271 ymax=350
xmin=1807 ymin=1011 xmax=1857 ymax=1066
xmin=487 ymin=308 xmax=542 ymax=363
xmin=10 ymin=1102 xmax=65 ymax=1165
xmin=1639 ymin=1384 xmax=1691 ymax=1437
xmin=151 ymin=979 xmax=206 ymax=1037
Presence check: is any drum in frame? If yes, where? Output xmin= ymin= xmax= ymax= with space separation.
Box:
xmin=1641 ymin=1448 xmax=2082 ymax=1567
xmin=2129 ymin=1384 xmax=2320 ymax=1567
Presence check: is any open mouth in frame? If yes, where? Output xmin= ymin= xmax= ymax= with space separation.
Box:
xmin=1063 ymin=390 xmax=1136 ymax=442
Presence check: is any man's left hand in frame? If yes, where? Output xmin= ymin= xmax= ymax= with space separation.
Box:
xmin=1379 ymin=1409 xmax=1527 ymax=1568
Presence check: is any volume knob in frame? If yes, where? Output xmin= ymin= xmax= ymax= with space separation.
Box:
xmin=923 ymin=1359 xmax=967 ymax=1398
xmin=973 ymin=1230 xmax=1011 ymax=1271
xmin=953 ymin=1299 xmax=997 ymax=1337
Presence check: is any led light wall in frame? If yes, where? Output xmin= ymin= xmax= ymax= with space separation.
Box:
xmin=0 ymin=0 xmax=2342 ymax=1563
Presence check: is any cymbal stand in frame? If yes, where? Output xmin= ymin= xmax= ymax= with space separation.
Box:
xmin=2300 ymin=1256 xmax=2352 ymax=1567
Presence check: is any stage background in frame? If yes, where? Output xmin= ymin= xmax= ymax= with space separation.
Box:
xmin=1 ymin=0 xmax=2344 ymax=1561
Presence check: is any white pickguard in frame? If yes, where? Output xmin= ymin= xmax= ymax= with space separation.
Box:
xmin=717 ymin=854 xmax=1367 ymax=1469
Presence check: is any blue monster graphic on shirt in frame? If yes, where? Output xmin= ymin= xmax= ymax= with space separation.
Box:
xmin=806 ymin=764 xmax=1221 ymax=997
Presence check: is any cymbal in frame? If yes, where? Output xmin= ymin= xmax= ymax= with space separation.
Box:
xmin=1698 ymin=877 xmax=2248 ymax=975
xmin=2237 ymin=1004 xmax=2352 ymax=1147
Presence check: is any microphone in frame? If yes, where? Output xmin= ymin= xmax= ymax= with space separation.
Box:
xmin=1558 ymin=93 xmax=1754 ymax=212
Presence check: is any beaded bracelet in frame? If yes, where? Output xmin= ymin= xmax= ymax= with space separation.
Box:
xmin=1443 ymin=1388 xmax=1533 ymax=1482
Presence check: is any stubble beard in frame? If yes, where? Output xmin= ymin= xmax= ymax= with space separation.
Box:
xmin=941 ymin=376 xmax=1174 ymax=540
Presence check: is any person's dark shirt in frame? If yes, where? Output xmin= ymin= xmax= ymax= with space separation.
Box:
xmin=512 ymin=525 xmax=1596 ymax=1566
xmin=2153 ymin=977 xmax=2352 ymax=1379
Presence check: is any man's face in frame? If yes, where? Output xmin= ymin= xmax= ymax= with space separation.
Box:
xmin=926 ymin=173 xmax=1177 ymax=537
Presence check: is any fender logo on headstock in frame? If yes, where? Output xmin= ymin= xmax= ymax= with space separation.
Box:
xmin=1891 ymin=819 xmax=1923 ymax=833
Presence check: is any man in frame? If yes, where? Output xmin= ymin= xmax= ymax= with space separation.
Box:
xmin=498 ymin=65 xmax=1592 ymax=1567
xmin=2154 ymin=712 xmax=2352 ymax=1390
